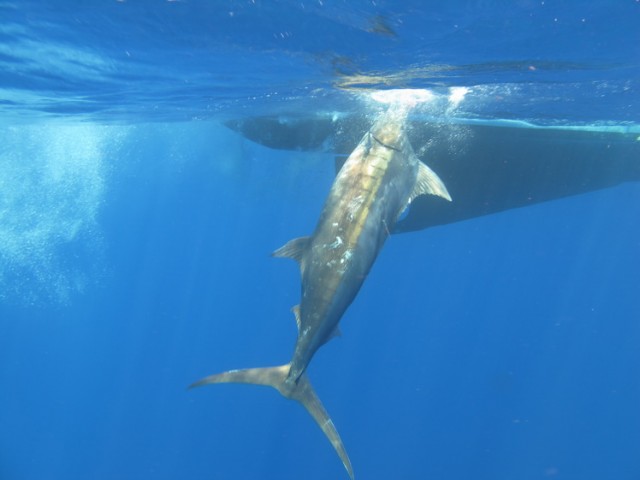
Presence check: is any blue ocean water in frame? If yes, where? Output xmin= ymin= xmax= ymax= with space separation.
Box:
xmin=1 ymin=2 xmax=639 ymax=480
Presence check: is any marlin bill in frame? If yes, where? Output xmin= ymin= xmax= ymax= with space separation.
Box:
xmin=190 ymin=107 xmax=451 ymax=479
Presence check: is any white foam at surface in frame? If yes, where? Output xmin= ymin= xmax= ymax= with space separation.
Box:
xmin=360 ymin=87 xmax=474 ymax=121
xmin=447 ymin=87 xmax=469 ymax=109
xmin=368 ymin=88 xmax=436 ymax=108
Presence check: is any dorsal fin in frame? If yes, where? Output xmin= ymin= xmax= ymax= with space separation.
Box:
xmin=323 ymin=325 xmax=342 ymax=345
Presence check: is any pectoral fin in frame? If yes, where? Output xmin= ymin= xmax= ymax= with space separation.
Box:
xmin=411 ymin=160 xmax=452 ymax=202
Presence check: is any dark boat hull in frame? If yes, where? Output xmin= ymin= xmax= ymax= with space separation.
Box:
xmin=225 ymin=116 xmax=640 ymax=232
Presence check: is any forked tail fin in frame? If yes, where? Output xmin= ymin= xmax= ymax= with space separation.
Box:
xmin=189 ymin=364 xmax=354 ymax=480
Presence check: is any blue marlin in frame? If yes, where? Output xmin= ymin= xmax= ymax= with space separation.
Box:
xmin=190 ymin=108 xmax=451 ymax=479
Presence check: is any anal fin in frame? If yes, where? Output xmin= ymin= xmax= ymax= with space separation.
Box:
xmin=272 ymin=236 xmax=311 ymax=272
xmin=291 ymin=304 xmax=301 ymax=333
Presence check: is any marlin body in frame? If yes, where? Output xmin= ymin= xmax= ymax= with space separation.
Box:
xmin=190 ymin=109 xmax=451 ymax=479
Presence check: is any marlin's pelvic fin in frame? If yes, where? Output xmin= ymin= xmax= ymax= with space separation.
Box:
xmin=189 ymin=364 xmax=354 ymax=480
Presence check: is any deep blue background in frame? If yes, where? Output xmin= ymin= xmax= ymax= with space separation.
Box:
xmin=1 ymin=2 xmax=639 ymax=480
